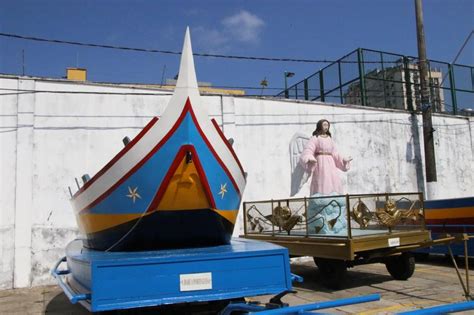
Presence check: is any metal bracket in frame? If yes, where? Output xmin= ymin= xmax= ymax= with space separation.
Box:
xmin=51 ymin=256 xmax=91 ymax=304
xmin=267 ymin=290 xmax=297 ymax=308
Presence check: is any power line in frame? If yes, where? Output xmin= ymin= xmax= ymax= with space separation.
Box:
xmin=0 ymin=87 xmax=429 ymax=99
xmin=1 ymin=119 xmax=470 ymax=132
xmin=0 ymin=87 xmax=172 ymax=96
xmin=449 ymin=30 xmax=473 ymax=67
xmin=439 ymin=30 xmax=473 ymax=87
xmin=0 ymin=32 xmax=390 ymax=64
xmin=0 ymin=82 xmax=437 ymax=95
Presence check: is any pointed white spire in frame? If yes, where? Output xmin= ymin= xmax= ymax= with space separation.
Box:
xmin=175 ymin=27 xmax=199 ymax=91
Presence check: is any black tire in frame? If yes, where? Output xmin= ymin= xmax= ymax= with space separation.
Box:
xmin=313 ymin=257 xmax=347 ymax=289
xmin=385 ymin=253 xmax=415 ymax=280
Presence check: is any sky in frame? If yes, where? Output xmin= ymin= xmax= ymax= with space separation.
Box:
xmin=0 ymin=0 xmax=472 ymax=96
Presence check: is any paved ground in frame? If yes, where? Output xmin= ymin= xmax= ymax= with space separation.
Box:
xmin=0 ymin=255 xmax=473 ymax=314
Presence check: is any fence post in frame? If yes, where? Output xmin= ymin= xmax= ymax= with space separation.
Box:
xmin=448 ymin=64 xmax=457 ymax=115
xmin=338 ymin=61 xmax=344 ymax=103
xmin=319 ymin=70 xmax=325 ymax=102
xmin=381 ymin=52 xmax=388 ymax=108
xmin=357 ymin=48 xmax=367 ymax=106
xmin=304 ymin=79 xmax=309 ymax=100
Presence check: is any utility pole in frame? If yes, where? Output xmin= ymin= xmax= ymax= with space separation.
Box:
xmin=284 ymin=71 xmax=295 ymax=98
xmin=415 ymin=0 xmax=437 ymax=198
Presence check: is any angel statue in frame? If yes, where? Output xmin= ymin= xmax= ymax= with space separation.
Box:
xmin=289 ymin=119 xmax=352 ymax=235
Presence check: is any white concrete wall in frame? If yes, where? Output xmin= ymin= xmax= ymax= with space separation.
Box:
xmin=0 ymin=77 xmax=18 ymax=289
xmin=1 ymin=75 xmax=473 ymax=288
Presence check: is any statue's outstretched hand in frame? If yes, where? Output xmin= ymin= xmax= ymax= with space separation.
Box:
xmin=343 ymin=156 xmax=353 ymax=163
xmin=308 ymin=156 xmax=317 ymax=165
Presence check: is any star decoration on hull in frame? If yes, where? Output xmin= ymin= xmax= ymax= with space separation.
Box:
xmin=126 ymin=186 xmax=141 ymax=203
xmin=218 ymin=183 xmax=228 ymax=199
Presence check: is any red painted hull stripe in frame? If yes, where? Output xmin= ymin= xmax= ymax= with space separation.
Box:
xmin=77 ymin=98 xmax=242 ymax=214
xmin=145 ymin=145 xmax=216 ymax=213
xmin=72 ymin=116 xmax=159 ymax=198
xmin=187 ymin=104 xmax=242 ymax=196
xmin=77 ymin=100 xmax=190 ymax=214
xmin=210 ymin=118 xmax=245 ymax=176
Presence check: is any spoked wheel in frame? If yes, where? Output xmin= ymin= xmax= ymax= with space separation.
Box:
xmin=385 ymin=252 xmax=415 ymax=280
xmin=313 ymin=257 xmax=347 ymax=289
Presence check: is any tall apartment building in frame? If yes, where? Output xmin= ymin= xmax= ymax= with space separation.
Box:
xmin=344 ymin=63 xmax=444 ymax=112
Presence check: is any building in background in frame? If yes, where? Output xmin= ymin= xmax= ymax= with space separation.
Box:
xmin=344 ymin=63 xmax=444 ymax=112
xmin=64 ymin=67 xmax=245 ymax=96
xmin=278 ymin=48 xmax=472 ymax=115
xmin=115 ymin=79 xmax=245 ymax=96
xmin=66 ymin=68 xmax=87 ymax=81
xmin=154 ymin=79 xmax=245 ymax=96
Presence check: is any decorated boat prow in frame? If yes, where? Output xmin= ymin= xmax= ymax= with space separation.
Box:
xmin=70 ymin=28 xmax=246 ymax=251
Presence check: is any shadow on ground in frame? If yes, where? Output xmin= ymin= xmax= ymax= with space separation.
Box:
xmin=45 ymin=292 xmax=242 ymax=314
xmin=413 ymin=253 xmax=474 ymax=270
xmin=45 ymin=292 xmax=89 ymax=314
xmin=290 ymin=261 xmax=393 ymax=292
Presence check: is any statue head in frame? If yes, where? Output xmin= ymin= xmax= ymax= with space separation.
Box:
xmin=312 ymin=119 xmax=332 ymax=137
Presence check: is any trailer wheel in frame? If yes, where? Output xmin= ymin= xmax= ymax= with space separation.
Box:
xmin=313 ymin=257 xmax=347 ymax=289
xmin=385 ymin=253 xmax=415 ymax=280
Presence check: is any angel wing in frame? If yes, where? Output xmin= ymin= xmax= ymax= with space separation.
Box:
xmin=289 ymin=132 xmax=311 ymax=196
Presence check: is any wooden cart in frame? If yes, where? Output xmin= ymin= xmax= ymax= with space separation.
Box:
xmin=241 ymin=192 xmax=462 ymax=289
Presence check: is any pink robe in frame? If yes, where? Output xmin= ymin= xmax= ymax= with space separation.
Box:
xmin=300 ymin=136 xmax=350 ymax=195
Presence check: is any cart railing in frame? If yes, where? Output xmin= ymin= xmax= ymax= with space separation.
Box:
xmin=243 ymin=192 xmax=425 ymax=239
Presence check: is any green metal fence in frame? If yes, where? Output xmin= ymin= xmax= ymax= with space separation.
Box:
xmin=277 ymin=48 xmax=474 ymax=116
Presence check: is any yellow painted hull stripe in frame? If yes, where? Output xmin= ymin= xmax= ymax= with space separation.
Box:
xmin=77 ymin=213 xmax=147 ymax=234
xmin=424 ymin=207 xmax=474 ymax=219
xmin=213 ymin=209 xmax=239 ymax=224
xmin=156 ymin=156 xmax=211 ymax=211
xmin=79 ymin=209 xmax=238 ymax=234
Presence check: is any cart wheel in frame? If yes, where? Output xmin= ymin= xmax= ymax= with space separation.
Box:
xmin=385 ymin=253 xmax=415 ymax=280
xmin=313 ymin=257 xmax=347 ymax=289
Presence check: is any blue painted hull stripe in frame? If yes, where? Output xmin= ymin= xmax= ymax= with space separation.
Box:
xmin=425 ymin=197 xmax=474 ymax=209
xmin=85 ymin=112 xmax=240 ymax=215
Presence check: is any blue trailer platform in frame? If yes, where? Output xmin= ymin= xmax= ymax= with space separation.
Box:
xmin=53 ymin=238 xmax=295 ymax=312
xmin=52 ymin=238 xmax=387 ymax=313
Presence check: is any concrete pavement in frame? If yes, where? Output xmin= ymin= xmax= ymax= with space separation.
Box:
xmin=0 ymin=255 xmax=472 ymax=314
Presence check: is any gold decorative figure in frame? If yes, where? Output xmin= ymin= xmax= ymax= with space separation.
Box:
xmin=249 ymin=219 xmax=257 ymax=230
xmin=352 ymin=200 xmax=371 ymax=228
xmin=264 ymin=206 xmax=302 ymax=235
xmin=274 ymin=206 xmax=291 ymax=222
xmin=376 ymin=199 xmax=402 ymax=228
xmin=401 ymin=199 xmax=424 ymax=222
